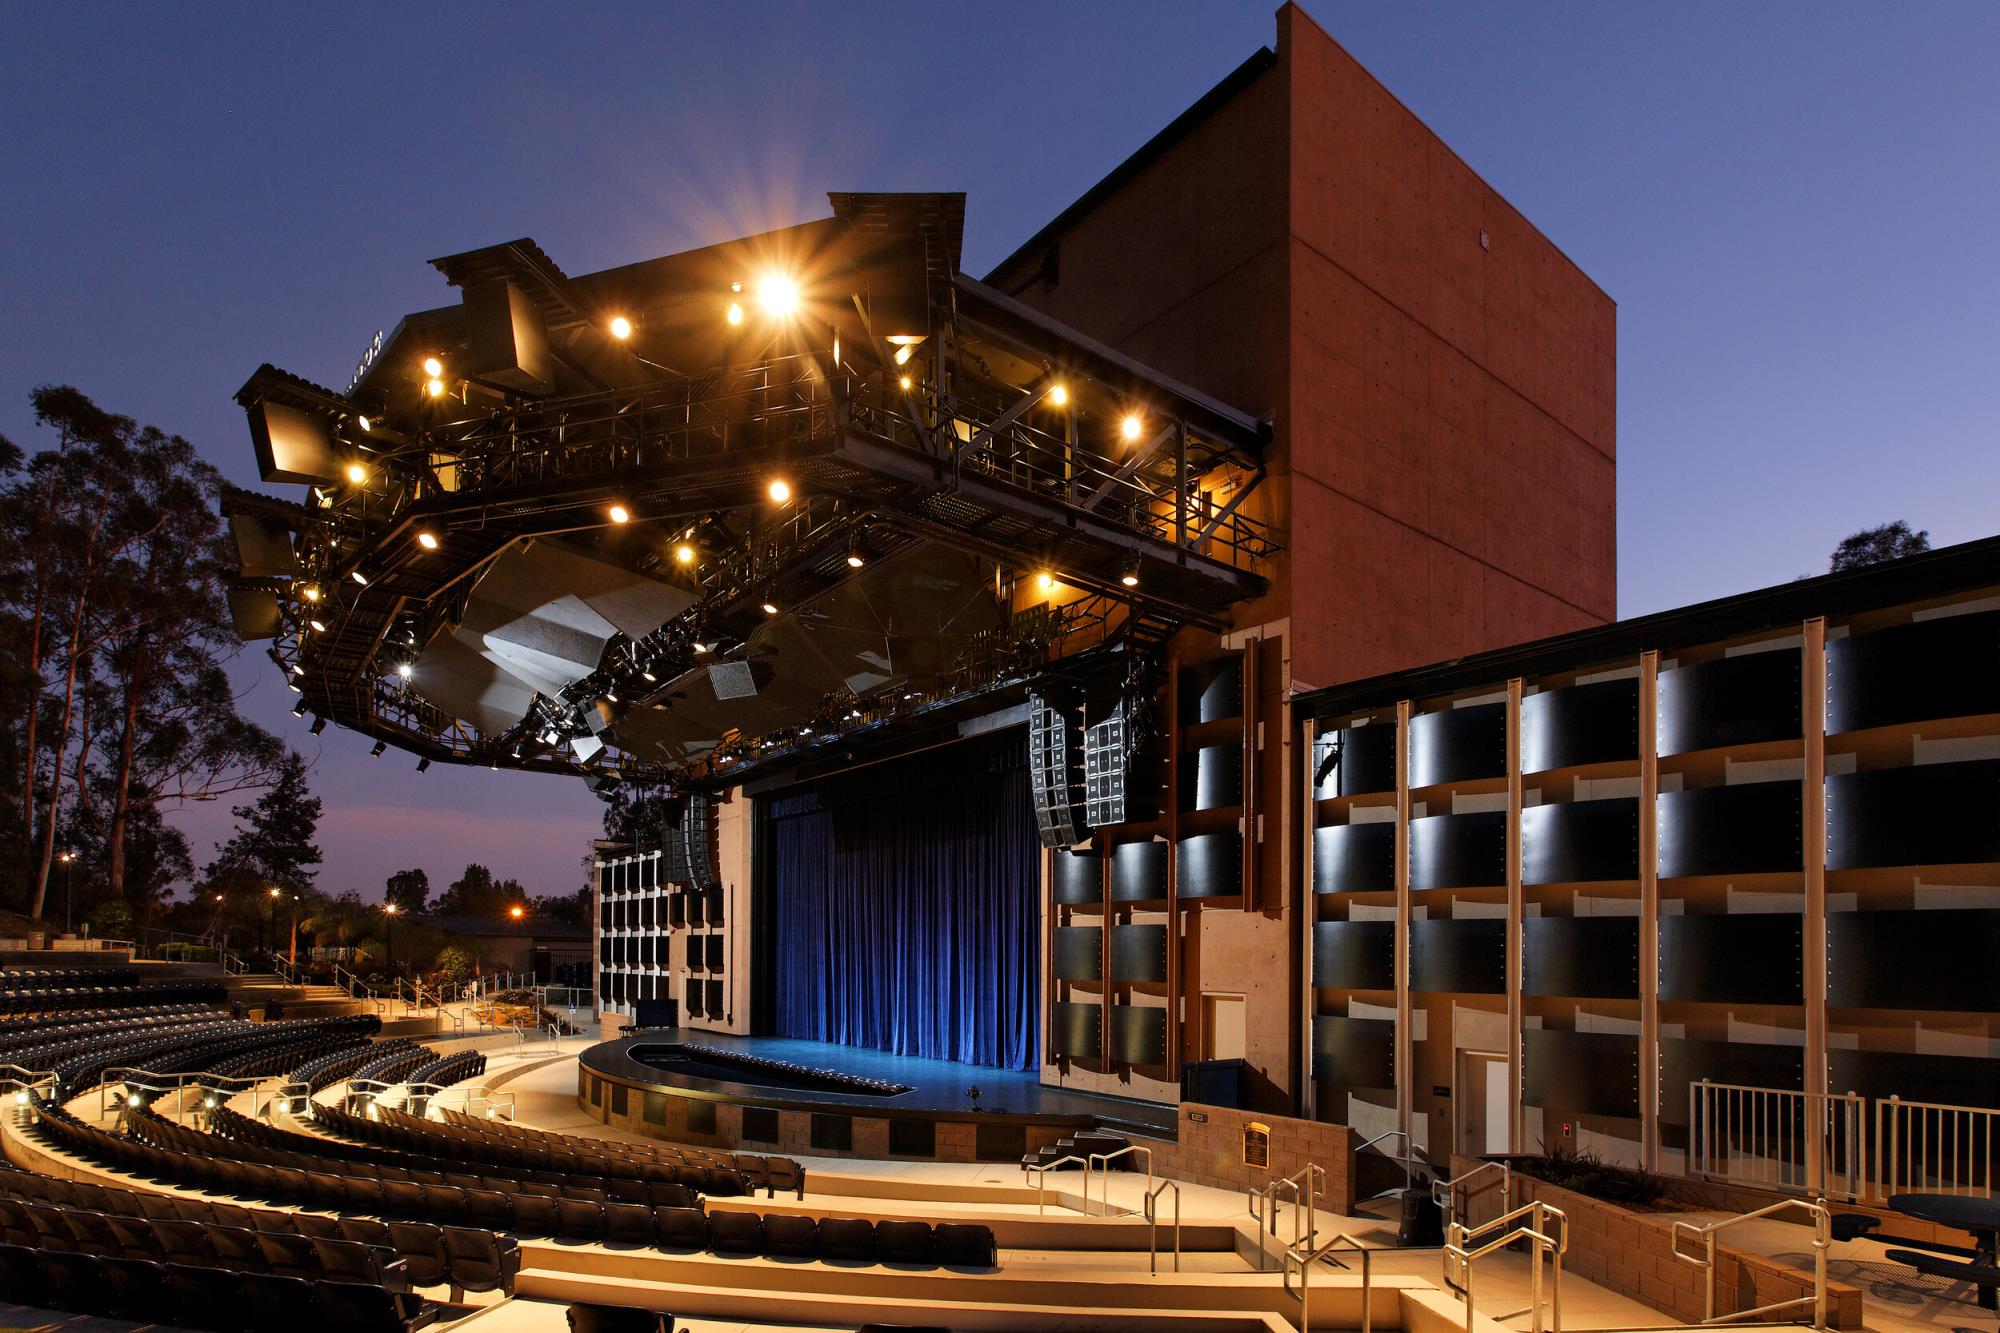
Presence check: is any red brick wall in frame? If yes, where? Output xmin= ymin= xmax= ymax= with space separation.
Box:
xmin=1450 ymin=1157 xmax=1862 ymax=1329
xmin=1155 ymin=1102 xmax=1354 ymax=1215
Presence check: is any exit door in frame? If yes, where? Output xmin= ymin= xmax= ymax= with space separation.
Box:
xmin=1457 ymin=1050 xmax=1511 ymax=1157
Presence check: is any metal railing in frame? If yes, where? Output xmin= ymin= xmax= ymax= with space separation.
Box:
xmin=1026 ymin=1154 xmax=1091 ymax=1215
xmin=97 ymin=1068 xmax=263 ymax=1125
xmin=252 ymin=1080 xmax=312 ymax=1120
xmin=1878 ymin=1095 xmax=1998 ymax=1200
xmin=0 ymin=1065 xmax=58 ymax=1113
xmin=1249 ymin=1162 xmax=1327 ymax=1271
xmin=1353 ymin=1128 xmax=1416 ymax=1199
xmin=1670 ymin=1198 xmax=1830 ymax=1329
xmin=1434 ymin=1159 xmax=1512 ymax=1232
xmin=1085 ymin=1143 xmax=1154 ymax=1218
xmin=1143 ymin=1178 xmax=1182 ymax=1274
xmin=1690 ymin=1080 xmax=1866 ymax=1202
xmin=1287 ymin=1230 xmax=1374 ymax=1333
xmin=1445 ymin=1199 xmax=1568 ymax=1333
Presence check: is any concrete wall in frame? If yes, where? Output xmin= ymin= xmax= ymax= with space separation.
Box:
xmin=1154 ymin=1102 xmax=1354 ymax=1216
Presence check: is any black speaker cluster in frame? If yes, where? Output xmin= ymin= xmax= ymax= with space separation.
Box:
xmin=1027 ymin=690 xmax=1086 ymax=849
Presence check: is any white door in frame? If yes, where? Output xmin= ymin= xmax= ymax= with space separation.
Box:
xmin=1458 ymin=1051 xmax=1512 ymax=1157
xmin=1203 ymin=993 xmax=1247 ymax=1061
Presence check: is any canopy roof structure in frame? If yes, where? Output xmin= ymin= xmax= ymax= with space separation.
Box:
xmin=230 ymin=193 xmax=1279 ymax=788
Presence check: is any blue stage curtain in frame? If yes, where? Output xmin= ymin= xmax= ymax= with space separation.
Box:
xmin=765 ymin=732 xmax=1040 ymax=1072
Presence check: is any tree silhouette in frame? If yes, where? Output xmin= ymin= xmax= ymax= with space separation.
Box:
xmin=1830 ymin=520 xmax=1930 ymax=572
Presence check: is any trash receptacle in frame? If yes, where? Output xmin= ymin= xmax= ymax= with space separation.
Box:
xmin=1396 ymin=1187 xmax=1443 ymax=1247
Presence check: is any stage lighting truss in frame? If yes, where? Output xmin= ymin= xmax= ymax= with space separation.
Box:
xmin=234 ymin=212 xmax=1278 ymax=786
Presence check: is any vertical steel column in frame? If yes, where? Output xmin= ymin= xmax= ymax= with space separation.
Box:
xmin=1506 ymin=679 xmax=1526 ymax=1155
xmin=1301 ymin=713 xmax=1319 ymax=1122
xmin=1639 ymin=650 xmax=1662 ymax=1170
xmin=1243 ymin=636 xmax=1261 ymax=913
xmin=1175 ymin=422 xmax=1190 ymax=549
xmin=1802 ymin=617 xmax=1829 ymax=1191
xmin=1394 ymin=699 xmax=1414 ymax=1140
xmin=1166 ymin=656 xmax=1182 ymax=1078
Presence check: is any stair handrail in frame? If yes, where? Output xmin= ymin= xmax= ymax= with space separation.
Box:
xmin=1669 ymin=1197 xmax=1830 ymax=1330
xmin=1285 ymin=1230 xmax=1375 ymax=1333
xmin=1086 ymin=1143 xmax=1154 ymax=1218
xmin=1445 ymin=1199 xmax=1567 ymax=1333
xmin=253 ymin=1079 xmax=312 ymax=1120
xmin=1434 ymin=1158 xmax=1513 ymax=1230
xmin=1143 ymin=1177 xmax=1182 ymax=1274
xmin=1026 ymin=1154 xmax=1092 ymax=1215
xmin=1248 ymin=1161 xmax=1326 ymax=1270
xmin=1353 ymin=1127 xmax=1416 ymax=1195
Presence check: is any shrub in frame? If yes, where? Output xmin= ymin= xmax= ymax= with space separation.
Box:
xmin=433 ymin=945 xmax=474 ymax=985
xmin=86 ymin=899 xmax=135 ymax=940
xmin=1520 ymin=1144 xmax=1671 ymax=1208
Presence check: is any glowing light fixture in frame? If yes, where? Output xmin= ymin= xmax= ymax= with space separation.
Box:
xmin=761 ymin=601 xmax=780 ymax=616
xmin=396 ymin=662 xmax=413 ymax=680
xmin=755 ymin=273 xmax=799 ymax=317
xmin=425 ymin=378 xmax=446 ymax=399
xmin=1047 ymin=382 xmax=1069 ymax=407
xmin=308 ymin=618 xmax=327 ymax=633
xmin=608 ymin=315 xmax=633 ymax=340
xmin=1120 ymin=413 xmax=1143 ymax=442
xmin=345 ymin=462 xmax=368 ymax=484
xmin=422 ymin=356 xmax=444 ymax=378
xmin=357 ymin=415 xmax=373 ymax=433
xmin=301 ymin=585 xmax=321 ymax=603
xmin=416 ymin=530 xmax=440 ymax=551
xmin=509 ymin=904 xmax=525 ymax=920
xmin=351 ymin=569 xmax=369 ymax=586
xmin=893 ymin=343 xmax=914 ymax=366
xmin=607 ymin=503 xmax=631 ymax=524
xmin=1037 ymin=571 xmax=1056 ymax=592
xmin=766 ymin=478 xmax=792 ymax=503
xmin=1121 ymin=565 xmax=1141 ymax=589
xmin=898 ymin=375 xmax=912 ymax=391
xmin=725 ymin=301 xmax=744 ymax=326
xmin=673 ymin=542 xmax=697 ymax=566
xmin=692 ymin=641 xmax=711 ymax=654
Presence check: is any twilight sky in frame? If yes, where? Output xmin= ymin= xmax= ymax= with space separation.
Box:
xmin=4 ymin=2 xmax=1995 ymax=902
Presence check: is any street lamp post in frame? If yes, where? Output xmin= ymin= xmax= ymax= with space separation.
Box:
xmin=57 ymin=851 xmax=76 ymax=934
xmin=383 ymin=903 xmax=398 ymax=978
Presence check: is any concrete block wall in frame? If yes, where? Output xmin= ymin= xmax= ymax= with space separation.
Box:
xmin=1154 ymin=1102 xmax=1354 ymax=1215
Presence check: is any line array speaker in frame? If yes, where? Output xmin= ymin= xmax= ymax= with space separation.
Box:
xmin=1027 ymin=690 xmax=1085 ymax=849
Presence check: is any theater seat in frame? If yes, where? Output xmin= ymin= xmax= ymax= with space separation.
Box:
xmin=651 ymin=1206 xmax=707 ymax=1251
xmin=442 ymin=1228 xmax=520 ymax=1297
xmin=0 ymin=1242 xmax=49 ymax=1307
xmin=319 ymin=1279 xmax=441 ymax=1333
xmin=875 ymin=1219 xmax=939 ymax=1265
xmin=816 ymin=1216 xmax=876 ymax=1262
xmin=241 ymin=1271 xmax=316 ymax=1331
xmin=568 ymin=1305 xmax=674 ymax=1333
xmin=761 ymin=1212 xmax=818 ymax=1259
xmin=509 ymin=1192 xmax=561 ymax=1237
xmin=935 ymin=1222 xmax=998 ymax=1267
xmin=101 ymin=1255 xmax=168 ymax=1324
xmin=705 ymin=1210 xmax=764 ymax=1255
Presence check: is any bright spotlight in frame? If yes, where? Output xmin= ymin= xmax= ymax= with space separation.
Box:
xmin=766 ymin=478 xmax=792 ymax=503
xmin=893 ymin=343 xmax=914 ymax=366
xmin=421 ymin=356 xmax=443 ymax=378
xmin=608 ymin=315 xmax=633 ymax=340
xmin=1047 ymin=383 xmax=1069 ymax=407
xmin=301 ymin=585 xmax=321 ymax=603
xmin=425 ymin=378 xmax=446 ymax=399
xmin=307 ymin=619 xmax=327 ymax=634
xmin=345 ymin=463 xmax=367 ymax=484
xmin=725 ymin=301 xmax=744 ymax=326
xmin=898 ymin=375 xmax=912 ymax=391
xmin=1038 ymin=572 xmax=1056 ymax=592
xmin=607 ymin=503 xmax=631 ymax=524
xmin=357 ymin=415 xmax=373 ymax=433
xmin=416 ymin=530 xmax=440 ymax=551
xmin=1120 ymin=413 xmax=1143 ymax=442
xmin=673 ymin=543 xmax=697 ymax=566
xmin=1122 ymin=569 xmax=1141 ymax=588
xmin=396 ymin=662 xmax=413 ymax=680
xmin=350 ymin=569 xmax=369 ymax=586
xmin=508 ymin=904 xmax=524 ymax=920
xmin=755 ymin=273 xmax=799 ymax=317
xmin=761 ymin=602 xmax=780 ymax=616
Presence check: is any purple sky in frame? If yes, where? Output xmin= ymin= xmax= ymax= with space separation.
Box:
xmin=5 ymin=3 xmax=1996 ymax=901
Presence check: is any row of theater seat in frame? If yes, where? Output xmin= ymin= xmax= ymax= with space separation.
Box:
xmin=351 ymin=1040 xmax=440 ymax=1087
xmin=206 ymin=1030 xmax=374 ymax=1081
xmin=204 ymin=1104 xmax=718 ymax=1204
xmin=45 ymin=1105 xmax=699 ymax=1244
xmin=426 ymin=1102 xmax=808 ymax=1199
xmin=405 ymin=1047 xmax=486 ymax=1091
xmin=0 ymin=1193 xmax=410 ymax=1288
xmin=0 ymin=1243 xmax=437 ymax=1333
xmin=317 ymin=1100 xmax=759 ymax=1196
xmin=0 ymin=999 xmax=207 ymax=1042
xmin=58 ymin=1012 xmax=380 ymax=1095
xmin=0 ymin=1160 xmax=518 ymax=1295
xmin=0 ymin=966 xmax=139 ymax=987
xmin=291 ymin=1036 xmax=425 ymax=1092
xmin=0 ymin=1006 xmax=219 ymax=1071
xmin=0 ymin=980 xmax=226 ymax=1016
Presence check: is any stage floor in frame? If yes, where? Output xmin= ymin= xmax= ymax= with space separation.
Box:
xmin=581 ymin=1028 xmax=1177 ymax=1138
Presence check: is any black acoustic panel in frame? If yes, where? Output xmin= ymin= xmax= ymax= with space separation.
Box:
xmin=1052 ymin=1002 xmax=1101 ymax=1059
xmin=684 ymin=976 xmax=704 ymax=1017
xmin=1052 ymin=849 xmax=1103 ymax=906
xmin=1830 ymin=1048 xmax=2000 ymax=1111
xmin=1314 ymin=821 xmax=1396 ymax=894
xmin=1522 ymin=798 xmax=1641 ymax=885
xmin=704 ymin=934 xmax=725 ymax=970
xmin=1828 ymin=611 xmax=2000 ymax=734
xmin=1829 ymin=909 xmax=2000 ymax=1012
xmin=1657 ymin=782 xmax=1803 ymax=879
xmin=1826 ymin=760 xmax=2000 ymax=871
xmin=888 ymin=1119 xmax=935 ymax=1157
xmin=1312 ymin=1015 xmax=1395 ymax=1089
xmin=1184 ymin=744 xmax=1243 ymax=812
xmin=1524 ymin=917 xmax=1640 ymax=999
xmin=1181 ymin=655 xmax=1245 ymax=725
xmin=1409 ymin=917 xmax=1507 ymax=994
xmin=741 ymin=1106 xmax=779 ymax=1144
xmin=1109 ymin=924 xmax=1169 ymax=984
xmin=1053 ymin=926 xmax=1103 ymax=982
xmin=1111 ymin=840 xmax=1168 ymax=902
xmin=1657 ymin=650 xmax=1802 ymax=756
xmin=1312 ymin=920 xmax=1395 ymax=990
xmin=1659 ymin=1039 xmax=1806 ymax=1126
xmin=705 ymin=980 xmax=723 ymax=1016
xmin=1522 ymin=1029 xmax=1640 ymax=1119
xmin=974 ymin=1122 xmax=1028 ymax=1163
xmin=1177 ymin=831 xmax=1242 ymax=899
xmin=1409 ymin=811 xmax=1507 ymax=890
xmin=1409 ymin=703 xmax=1506 ymax=788
xmin=1316 ymin=723 xmax=1397 ymax=799
xmin=1659 ymin=913 xmax=1804 ymax=1005
xmin=1521 ymin=678 xmax=1640 ymax=773
xmin=1109 ymin=1005 xmax=1169 ymax=1066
